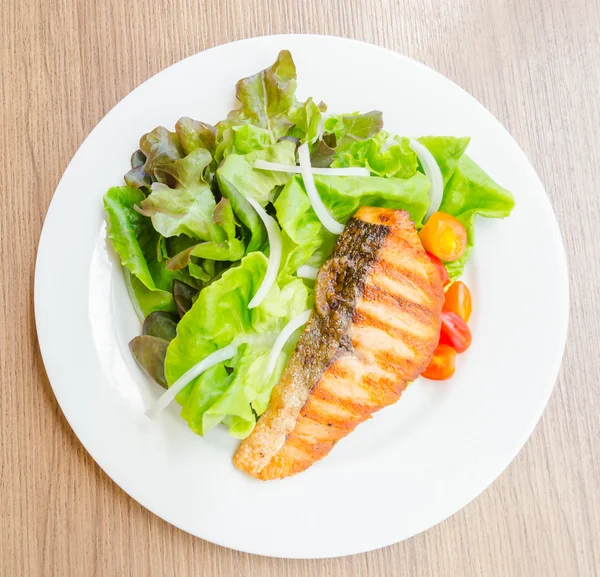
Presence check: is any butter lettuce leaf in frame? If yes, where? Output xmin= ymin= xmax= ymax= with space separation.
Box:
xmin=274 ymin=176 xmax=335 ymax=277
xmin=315 ymin=172 xmax=430 ymax=226
xmin=217 ymin=141 xmax=296 ymax=206
xmin=164 ymin=198 xmax=245 ymax=268
xmin=217 ymin=141 xmax=296 ymax=252
xmin=288 ymin=97 xmax=325 ymax=143
xmin=418 ymin=136 xmax=471 ymax=186
xmin=332 ymin=131 xmax=418 ymax=178
xmin=440 ymin=155 xmax=515 ymax=279
xmin=165 ymin=252 xmax=310 ymax=438
xmin=123 ymin=268 xmax=176 ymax=319
xmin=274 ymin=173 xmax=431 ymax=276
xmin=104 ymin=186 xmax=178 ymax=316
xmin=104 ymin=186 xmax=156 ymax=289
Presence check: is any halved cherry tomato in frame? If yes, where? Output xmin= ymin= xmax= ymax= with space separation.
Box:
xmin=440 ymin=310 xmax=472 ymax=353
xmin=419 ymin=212 xmax=467 ymax=262
xmin=443 ymin=281 xmax=472 ymax=322
xmin=426 ymin=251 xmax=450 ymax=287
xmin=421 ymin=344 xmax=456 ymax=380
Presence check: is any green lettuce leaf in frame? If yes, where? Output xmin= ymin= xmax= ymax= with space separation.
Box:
xmin=232 ymin=125 xmax=274 ymax=154
xmin=215 ymin=125 xmax=276 ymax=161
xmin=217 ymin=141 xmax=296 ymax=252
xmin=123 ymin=268 xmax=176 ymax=318
xmin=418 ymin=136 xmax=471 ymax=186
xmin=166 ymin=239 xmax=245 ymax=270
xmin=214 ymin=128 xmax=235 ymax=164
xmin=165 ymin=198 xmax=245 ymax=268
xmin=439 ymin=155 xmax=515 ymax=279
xmin=165 ymin=252 xmax=310 ymax=437
xmin=315 ymin=172 xmax=430 ymax=225
xmin=104 ymin=186 xmax=178 ymax=317
xmin=104 ymin=186 xmax=157 ymax=289
xmin=274 ymin=176 xmax=334 ymax=276
xmin=187 ymin=259 xmax=218 ymax=283
xmin=288 ymin=97 xmax=325 ymax=143
xmin=332 ymin=131 xmax=418 ymax=178
xmin=187 ymin=196 xmax=245 ymax=261
xmin=217 ymin=140 xmax=296 ymax=206
xmin=274 ymin=172 xmax=431 ymax=276
xmin=324 ymin=111 xmax=383 ymax=149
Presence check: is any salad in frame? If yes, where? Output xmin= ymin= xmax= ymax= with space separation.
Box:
xmin=103 ymin=50 xmax=514 ymax=440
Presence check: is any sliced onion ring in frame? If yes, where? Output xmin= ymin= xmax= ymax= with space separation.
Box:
xmin=245 ymin=197 xmax=282 ymax=309
xmin=296 ymin=265 xmax=319 ymax=280
xmin=146 ymin=344 xmax=238 ymax=418
xmin=265 ymin=310 xmax=312 ymax=378
xmin=254 ymin=159 xmax=370 ymax=177
xmin=408 ymin=138 xmax=444 ymax=221
xmin=297 ymin=143 xmax=345 ymax=235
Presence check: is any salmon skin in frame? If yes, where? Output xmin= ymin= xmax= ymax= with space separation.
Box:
xmin=233 ymin=207 xmax=444 ymax=480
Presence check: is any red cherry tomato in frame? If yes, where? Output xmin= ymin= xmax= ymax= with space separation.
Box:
xmin=443 ymin=281 xmax=472 ymax=322
xmin=440 ymin=310 xmax=472 ymax=353
xmin=419 ymin=212 xmax=468 ymax=262
xmin=421 ymin=344 xmax=456 ymax=380
xmin=438 ymin=329 xmax=453 ymax=347
xmin=426 ymin=251 xmax=450 ymax=287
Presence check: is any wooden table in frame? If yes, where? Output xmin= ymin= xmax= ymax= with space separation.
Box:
xmin=2 ymin=0 xmax=599 ymax=574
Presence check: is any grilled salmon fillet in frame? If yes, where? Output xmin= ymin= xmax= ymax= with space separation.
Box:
xmin=233 ymin=206 xmax=444 ymax=480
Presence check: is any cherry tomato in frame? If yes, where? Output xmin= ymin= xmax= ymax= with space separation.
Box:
xmin=426 ymin=251 xmax=450 ymax=287
xmin=438 ymin=329 xmax=453 ymax=347
xmin=440 ymin=310 xmax=472 ymax=353
xmin=421 ymin=344 xmax=456 ymax=380
xmin=418 ymin=212 xmax=467 ymax=262
xmin=443 ymin=281 xmax=472 ymax=322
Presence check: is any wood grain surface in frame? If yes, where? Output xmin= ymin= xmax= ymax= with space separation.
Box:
xmin=1 ymin=0 xmax=599 ymax=575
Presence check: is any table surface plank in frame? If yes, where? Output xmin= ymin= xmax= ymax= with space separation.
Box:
xmin=1 ymin=0 xmax=599 ymax=575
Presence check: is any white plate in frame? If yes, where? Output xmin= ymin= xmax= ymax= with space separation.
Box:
xmin=35 ymin=35 xmax=568 ymax=558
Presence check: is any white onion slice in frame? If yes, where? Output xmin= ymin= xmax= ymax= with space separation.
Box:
xmin=254 ymin=159 xmax=370 ymax=177
xmin=245 ymin=197 xmax=282 ymax=309
xmin=409 ymin=138 xmax=444 ymax=221
xmin=297 ymin=143 xmax=345 ymax=235
xmin=296 ymin=265 xmax=319 ymax=280
xmin=265 ymin=310 xmax=312 ymax=378
xmin=145 ymin=344 xmax=238 ymax=418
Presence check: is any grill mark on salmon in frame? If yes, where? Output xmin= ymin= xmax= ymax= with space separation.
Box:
xmin=376 ymin=257 xmax=434 ymax=295
xmin=370 ymin=269 xmax=432 ymax=306
xmin=360 ymin=283 xmax=436 ymax=320
xmin=233 ymin=207 xmax=444 ymax=480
